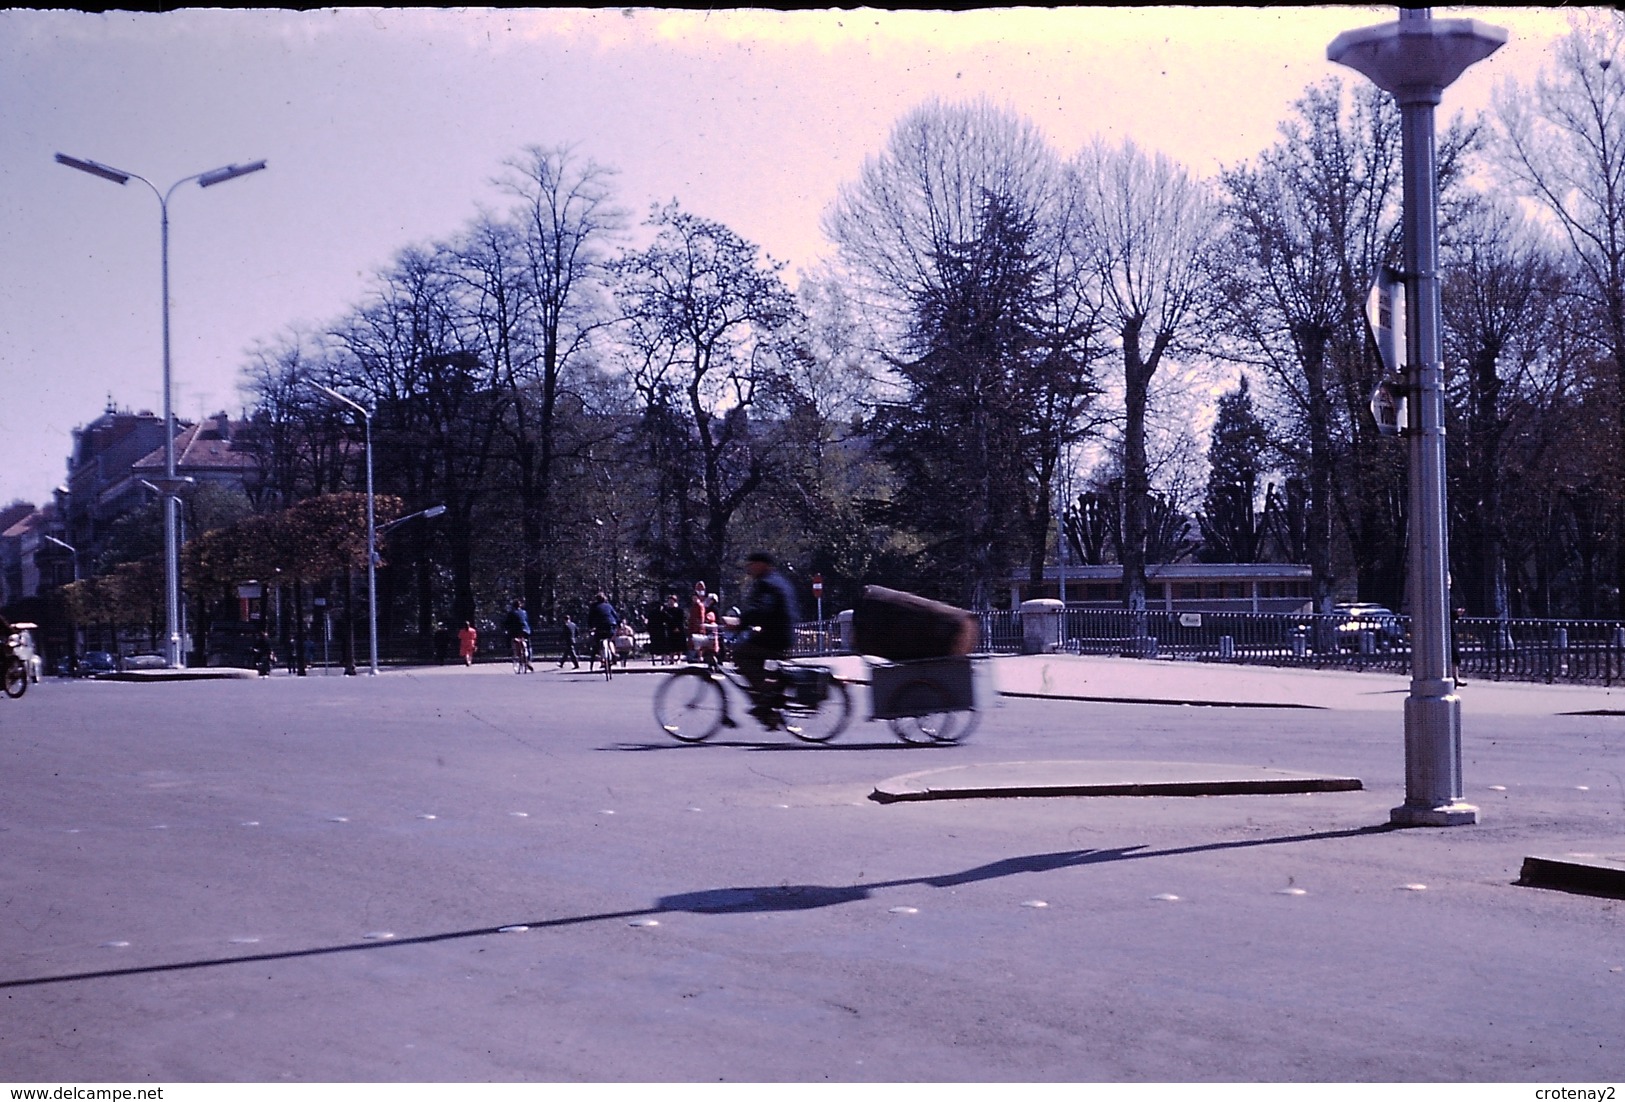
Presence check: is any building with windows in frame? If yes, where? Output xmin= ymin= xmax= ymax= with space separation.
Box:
xmin=1011 ymin=562 xmax=1314 ymax=614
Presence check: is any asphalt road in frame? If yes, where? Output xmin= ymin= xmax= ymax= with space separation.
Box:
xmin=1 ymin=664 xmax=1621 ymax=1082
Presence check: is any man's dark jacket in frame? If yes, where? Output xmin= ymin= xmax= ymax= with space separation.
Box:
xmin=742 ymin=569 xmax=799 ymax=651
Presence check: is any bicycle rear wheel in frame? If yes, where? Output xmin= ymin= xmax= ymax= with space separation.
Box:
xmin=783 ymin=678 xmax=852 ymax=743
xmin=654 ymin=668 xmax=727 ymax=742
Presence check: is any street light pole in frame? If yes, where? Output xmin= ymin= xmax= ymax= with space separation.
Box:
xmin=309 ymin=382 xmax=378 ymax=676
xmin=41 ymin=534 xmax=81 ymax=669
xmin=1329 ymin=8 xmax=1505 ymax=827
xmin=55 ymin=153 xmax=267 ymax=669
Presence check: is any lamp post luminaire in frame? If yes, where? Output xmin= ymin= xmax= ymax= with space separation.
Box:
xmin=307 ymin=381 xmax=378 ymax=677
xmin=1329 ymin=8 xmax=1506 ymax=826
xmin=55 ymin=153 xmax=268 ymax=669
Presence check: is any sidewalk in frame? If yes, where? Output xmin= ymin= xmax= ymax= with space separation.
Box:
xmin=508 ymin=648 xmax=1625 ymax=716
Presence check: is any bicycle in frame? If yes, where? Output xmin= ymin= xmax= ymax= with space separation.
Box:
xmin=596 ymin=634 xmax=616 ymax=681
xmin=510 ymin=636 xmax=533 ymax=674
xmin=2 ymin=639 xmax=27 ymax=699
xmin=653 ymin=658 xmax=852 ymax=744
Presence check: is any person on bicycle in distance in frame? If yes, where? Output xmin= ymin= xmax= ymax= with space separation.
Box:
xmin=587 ymin=591 xmax=619 ymax=666
xmin=734 ymin=552 xmax=799 ymax=725
xmin=504 ymin=598 xmax=534 ymax=673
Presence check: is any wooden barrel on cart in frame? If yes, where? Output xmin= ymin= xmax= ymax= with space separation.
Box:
xmin=852 ymin=585 xmax=978 ymax=661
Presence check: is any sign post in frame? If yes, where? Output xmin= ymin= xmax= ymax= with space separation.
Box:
xmin=1367 ymin=264 xmax=1408 ymax=438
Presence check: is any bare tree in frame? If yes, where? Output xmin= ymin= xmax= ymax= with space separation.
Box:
xmin=1075 ymin=138 xmax=1219 ymax=613
xmin=1214 ymin=80 xmax=1402 ymax=617
xmin=611 ymin=202 xmax=800 ymax=587
xmin=493 ymin=145 xmax=626 ymax=617
xmin=823 ymin=97 xmax=1065 ymax=334
xmin=1493 ymin=11 xmax=1625 ymax=613
xmin=825 ymin=98 xmax=1103 ymax=604
xmin=1441 ymin=196 xmax=1570 ymax=620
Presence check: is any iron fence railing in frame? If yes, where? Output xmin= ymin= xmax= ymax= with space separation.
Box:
xmin=794 ymin=607 xmax=1625 ymax=687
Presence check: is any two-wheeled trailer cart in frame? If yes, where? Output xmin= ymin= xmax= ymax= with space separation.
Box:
xmin=867 ymin=653 xmax=984 ymax=744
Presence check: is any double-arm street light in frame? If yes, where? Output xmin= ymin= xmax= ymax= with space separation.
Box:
xmin=1330 ymin=8 xmax=1505 ymax=826
xmin=40 ymin=534 xmax=79 ymax=582
xmin=55 ymin=152 xmax=268 ymax=669
xmin=307 ymin=381 xmax=378 ymax=676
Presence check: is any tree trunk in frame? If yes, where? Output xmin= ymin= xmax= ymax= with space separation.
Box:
xmin=1120 ymin=331 xmax=1151 ymax=615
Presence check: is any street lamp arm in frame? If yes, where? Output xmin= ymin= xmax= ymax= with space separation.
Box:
xmin=307 ymin=380 xmax=373 ymax=420
xmin=53 ymin=153 xmax=131 ymax=186
xmin=376 ymin=504 xmax=447 ymax=537
xmin=198 ymin=161 xmax=268 ymax=188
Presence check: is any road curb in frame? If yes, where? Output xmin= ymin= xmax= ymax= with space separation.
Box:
xmin=1517 ymin=852 xmax=1625 ymax=899
xmin=871 ymin=759 xmax=1364 ymax=804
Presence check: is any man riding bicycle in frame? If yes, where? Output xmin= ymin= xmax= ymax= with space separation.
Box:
xmin=733 ymin=552 xmax=799 ymax=727
xmin=504 ymin=598 xmax=535 ymax=673
xmin=587 ymin=592 xmax=620 ymax=669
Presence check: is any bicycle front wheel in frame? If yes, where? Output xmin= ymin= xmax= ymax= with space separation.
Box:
xmin=654 ymin=668 xmax=727 ymax=742
xmin=3 ymin=657 xmax=27 ymax=699
xmin=784 ymin=678 xmax=852 ymax=744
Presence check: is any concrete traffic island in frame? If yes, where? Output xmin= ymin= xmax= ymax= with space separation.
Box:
xmin=871 ymin=759 xmax=1363 ymax=803
xmin=1517 ymin=851 xmax=1625 ymax=899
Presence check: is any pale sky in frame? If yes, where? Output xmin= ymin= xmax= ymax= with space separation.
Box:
xmin=0 ymin=6 xmax=1580 ymax=511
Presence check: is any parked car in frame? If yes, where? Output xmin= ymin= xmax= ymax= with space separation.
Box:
xmin=1333 ymin=603 xmax=1405 ymax=649
xmin=77 ymin=650 xmax=120 ymax=676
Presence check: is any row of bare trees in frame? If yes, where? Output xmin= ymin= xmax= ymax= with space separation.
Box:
xmin=201 ymin=15 xmax=1625 ymax=640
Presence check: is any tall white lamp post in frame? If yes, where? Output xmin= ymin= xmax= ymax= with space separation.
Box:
xmin=1329 ymin=8 xmax=1505 ymax=826
xmin=55 ymin=153 xmax=267 ymax=669
xmin=309 ymin=382 xmax=378 ymax=676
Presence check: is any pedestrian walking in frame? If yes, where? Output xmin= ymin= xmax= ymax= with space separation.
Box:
xmin=657 ymin=593 xmax=685 ymax=663
xmin=252 ymin=631 xmax=275 ymax=678
xmin=457 ymin=621 xmax=478 ymax=666
xmin=557 ymin=615 xmax=582 ymax=669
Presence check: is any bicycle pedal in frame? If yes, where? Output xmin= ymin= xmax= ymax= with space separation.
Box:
xmin=721 ymin=716 xmax=739 ymax=729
